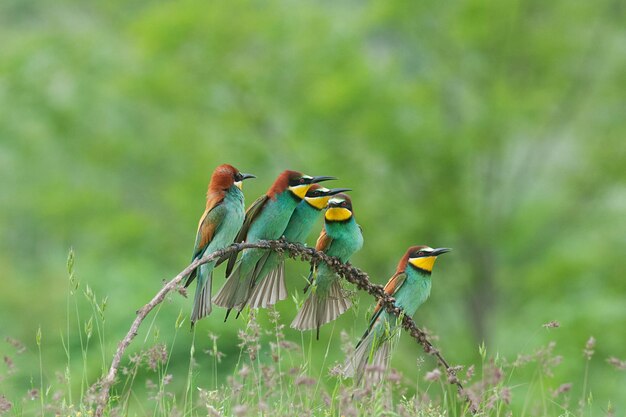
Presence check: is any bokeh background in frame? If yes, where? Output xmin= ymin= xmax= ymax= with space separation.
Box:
xmin=1 ymin=0 xmax=625 ymax=414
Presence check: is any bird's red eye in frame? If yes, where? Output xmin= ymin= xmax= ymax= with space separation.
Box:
xmin=299 ymin=178 xmax=305 ymax=184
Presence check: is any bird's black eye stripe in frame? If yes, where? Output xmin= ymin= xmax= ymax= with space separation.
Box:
xmin=234 ymin=172 xmax=243 ymax=181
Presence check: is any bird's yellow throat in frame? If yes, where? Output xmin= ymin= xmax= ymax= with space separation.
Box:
xmin=409 ymin=256 xmax=437 ymax=272
xmin=305 ymin=196 xmax=331 ymax=210
xmin=325 ymin=207 xmax=352 ymax=222
xmin=289 ymin=184 xmax=311 ymax=199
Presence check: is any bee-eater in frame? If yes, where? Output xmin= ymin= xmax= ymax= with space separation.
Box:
xmin=183 ymin=164 xmax=255 ymax=326
xmin=246 ymin=185 xmax=351 ymax=309
xmin=213 ymin=170 xmax=335 ymax=319
xmin=290 ymin=194 xmax=363 ymax=338
xmin=343 ymin=245 xmax=451 ymax=382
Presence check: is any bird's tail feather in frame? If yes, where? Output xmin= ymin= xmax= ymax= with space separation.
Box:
xmin=343 ymin=331 xmax=392 ymax=384
xmin=190 ymin=266 xmax=213 ymax=325
xmin=183 ymin=268 xmax=197 ymax=288
xmin=191 ymin=271 xmax=213 ymax=327
xmin=248 ymin=260 xmax=287 ymax=309
xmin=290 ymin=280 xmax=351 ymax=333
xmin=213 ymin=263 xmax=252 ymax=310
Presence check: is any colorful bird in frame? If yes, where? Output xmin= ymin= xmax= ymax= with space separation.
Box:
xmin=213 ymin=170 xmax=335 ymax=319
xmin=246 ymin=184 xmax=351 ymax=309
xmin=291 ymin=193 xmax=363 ymax=338
xmin=343 ymin=245 xmax=450 ymax=382
xmin=183 ymin=164 xmax=255 ymax=326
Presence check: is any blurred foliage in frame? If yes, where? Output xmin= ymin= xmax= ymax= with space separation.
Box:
xmin=1 ymin=0 xmax=625 ymax=413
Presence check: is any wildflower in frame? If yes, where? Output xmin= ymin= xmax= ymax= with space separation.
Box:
xmin=512 ymin=353 xmax=532 ymax=368
xmin=232 ymin=404 xmax=247 ymax=417
xmin=278 ymin=340 xmax=299 ymax=351
xmin=386 ymin=368 xmax=402 ymax=383
xmin=328 ymin=364 xmax=343 ymax=378
xmin=129 ymin=353 xmax=142 ymax=365
xmin=364 ymin=364 xmax=385 ymax=382
xmin=583 ymin=337 xmax=595 ymax=360
xmin=552 ymin=383 xmax=573 ymax=398
xmin=0 ymin=395 xmax=11 ymax=414
xmin=542 ymin=321 xmax=560 ymax=329
xmin=162 ymin=374 xmax=173 ymax=385
xmin=52 ymin=390 xmax=63 ymax=402
xmin=237 ymin=364 xmax=250 ymax=379
xmin=606 ymin=357 xmax=626 ymax=370
xmin=269 ymin=342 xmax=280 ymax=363
xmin=55 ymin=371 xmax=67 ymax=384
xmin=237 ymin=313 xmax=261 ymax=361
xmin=147 ymin=344 xmax=168 ymax=371
xmin=465 ymin=365 xmax=475 ymax=381
xmin=340 ymin=330 xmax=353 ymax=356
xmin=295 ymin=376 xmax=316 ymax=386
xmin=27 ymin=389 xmax=39 ymax=400
xmin=206 ymin=405 xmax=223 ymax=417
xmin=260 ymin=364 xmax=275 ymax=382
xmin=424 ymin=368 xmax=441 ymax=382
xmin=490 ymin=365 xmax=503 ymax=385
xmin=4 ymin=337 xmax=26 ymax=354
xmin=267 ymin=308 xmax=282 ymax=334
xmin=204 ymin=346 xmax=225 ymax=363
xmin=3 ymin=356 xmax=14 ymax=374
xmin=415 ymin=356 xmax=424 ymax=369
xmin=83 ymin=381 xmax=101 ymax=407
xmin=500 ymin=386 xmax=512 ymax=404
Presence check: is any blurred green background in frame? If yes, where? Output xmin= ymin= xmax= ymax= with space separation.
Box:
xmin=1 ymin=0 xmax=625 ymax=413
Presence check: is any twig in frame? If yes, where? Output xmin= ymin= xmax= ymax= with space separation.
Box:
xmin=95 ymin=239 xmax=473 ymax=416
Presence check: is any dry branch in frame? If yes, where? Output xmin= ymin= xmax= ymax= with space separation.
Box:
xmin=95 ymin=239 xmax=472 ymax=416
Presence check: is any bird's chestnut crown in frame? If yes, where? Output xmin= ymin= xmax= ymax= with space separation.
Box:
xmin=210 ymin=164 xmax=255 ymax=192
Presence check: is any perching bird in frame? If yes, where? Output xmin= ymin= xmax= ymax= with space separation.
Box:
xmin=245 ymin=184 xmax=351 ymax=309
xmin=183 ymin=164 xmax=255 ymax=326
xmin=343 ymin=245 xmax=450 ymax=383
xmin=213 ymin=170 xmax=335 ymax=319
xmin=291 ymin=193 xmax=363 ymax=338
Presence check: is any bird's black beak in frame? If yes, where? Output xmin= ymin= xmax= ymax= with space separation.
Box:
xmin=310 ymin=176 xmax=336 ymax=184
xmin=431 ymin=248 xmax=452 ymax=256
xmin=324 ymin=187 xmax=351 ymax=196
xmin=240 ymin=173 xmax=256 ymax=180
